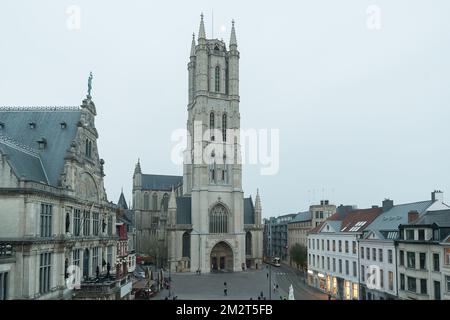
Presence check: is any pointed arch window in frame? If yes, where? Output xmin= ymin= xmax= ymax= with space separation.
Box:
xmin=152 ymin=193 xmax=158 ymax=211
xmin=209 ymin=204 xmax=229 ymax=234
xmin=215 ymin=66 xmax=220 ymax=92
xmin=210 ymin=112 xmax=215 ymax=141
xmin=246 ymin=232 xmax=252 ymax=255
xmin=182 ymin=232 xmax=191 ymax=258
xmin=222 ymin=114 xmax=227 ymax=142
xmin=144 ymin=193 xmax=150 ymax=210
xmin=162 ymin=193 xmax=169 ymax=212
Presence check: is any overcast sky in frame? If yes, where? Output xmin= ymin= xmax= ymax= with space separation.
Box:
xmin=1 ymin=0 xmax=449 ymax=218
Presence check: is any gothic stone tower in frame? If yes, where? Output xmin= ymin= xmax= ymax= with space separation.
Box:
xmin=182 ymin=15 xmax=245 ymax=273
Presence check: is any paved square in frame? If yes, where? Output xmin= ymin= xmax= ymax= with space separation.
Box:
xmin=154 ymin=264 xmax=328 ymax=300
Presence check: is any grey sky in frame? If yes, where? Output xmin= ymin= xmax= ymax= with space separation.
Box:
xmin=1 ymin=0 xmax=449 ymax=218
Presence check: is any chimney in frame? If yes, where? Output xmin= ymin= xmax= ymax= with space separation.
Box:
xmin=382 ymin=199 xmax=394 ymax=212
xmin=408 ymin=210 xmax=419 ymax=223
xmin=431 ymin=190 xmax=444 ymax=203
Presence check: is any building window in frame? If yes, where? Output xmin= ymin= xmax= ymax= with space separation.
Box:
xmin=388 ymin=271 xmax=394 ymax=291
xmin=39 ymin=252 xmax=52 ymax=294
xmin=222 ymin=114 xmax=227 ymax=142
xmin=327 ymin=240 xmax=330 ymax=251
xmin=144 ymin=193 xmax=150 ymax=210
xmin=380 ymin=269 xmax=384 ymax=288
xmin=210 ymin=112 xmax=215 ymax=129
xmin=367 ymin=248 xmax=370 ymax=260
xmin=322 ymin=240 xmax=324 ymax=251
xmin=332 ymin=240 xmax=336 ymax=252
xmin=107 ymin=246 xmax=113 ymax=266
xmin=446 ymin=276 xmax=450 ymax=293
xmin=400 ymin=274 xmax=405 ymax=291
xmin=209 ymin=204 xmax=229 ymax=233
xmin=352 ymin=241 xmax=356 ymax=254
xmin=399 ymin=250 xmax=404 ymax=266
xmin=93 ymin=212 xmax=99 ymax=236
xmin=338 ymin=240 xmax=342 ymax=253
xmin=361 ymin=265 xmax=365 ymax=282
xmin=152 ymin=193 xmax=158 ymax=211
xmin=372 ymin=248 xmax=377 ymax=261
xmin=0 ymin=272 xmax=8 ymax=300
xmin=379 ymin=249 xmax=383 ymax=262
xmin=407 ymin=276 xmax=416 ymax=293
xmin=345 ymin=241 xmax=349 ymax=253
xmin=418 ymin=229 xmax=425 ymax=241
xmin=419 ymin=253 xmax=426 ymax=270
xmin=345 ymin=260 xmax=349 ymax=275
xmin=162 ymin=193 xmax=169 ymax=212
xmin=40 ymin=204 xmax=52 ymax=237
xmin=433 ymin=253 xmax=440 ymax=272
xmin=85 ymin=139 xmax=92 ymax=158
xmin=322 ymin=256 xmax=324 ymax=269
xmin=361 ymin=247 xmax=364 ymax=259
xmin=83 ymin=211 xmax=90 ymax=236
xmin=327 ymin=257 xmax=330 ymax=270
xmin=74 ymin=209 xmax=81 ymax=236
xmin=73 ymin=249 xmax=81 ymax=268
xmin=107 ymin=216 xmax=113 ymax=235
xmin=92 ymin=247 xmax=99 ymax=276
xmin=420 ymin=279 xmax=427 ymax=295
xmin=407 ymin=252 xmax=416 ymax=269
xmin=388 ymin=249 xmax=393 ymax=264
xmin=215 ymin=66 xmax=220 ymax=92
xmin=308 ymin=239 xmax=310 ymax=249
xmin=406 ymin=230 xmax=414 ymax=240
xmin=353 ymin=261 xmax=357 ymax=277
xmin=333 ymin=258 xmax=336 ymax=272
xmin=339 ymin=259 xmax=342 ymax=273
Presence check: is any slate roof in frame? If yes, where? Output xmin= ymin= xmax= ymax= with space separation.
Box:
xmin=365 ymin=200 xmax=434 ymax=238
xmin=0 ymin=137 xmax=48 ymax=183
xmin=118 ymin=192 xmax=128 ymax=210
xmin=244 ymin=197 xmax=255 ymax=224
xmin=340 ymin=208 xmax=382 ymax=232
xmin=412 ymin=209 xmax=450 ymax=227
xmin=0 ymin=107 xmax=81 ymax=186
xmin=289 ymin=211 xmax=311 ymax=224
xmin=141 ymin=174 xmax=183 ymax=191
xmin=176 ymin=197 xmax=192 ymax=224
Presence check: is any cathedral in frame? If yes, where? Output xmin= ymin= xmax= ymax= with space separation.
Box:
xmin=133 ymin=15 xmax=263 ymax=273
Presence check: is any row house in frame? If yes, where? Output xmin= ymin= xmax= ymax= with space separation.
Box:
xmin=396 ymin=208 xmax=450 ymax=300
xmin=360 ymin=191 xmax=448 ymax=300
xmin=307 ymin=206 xmax=382 ymax=299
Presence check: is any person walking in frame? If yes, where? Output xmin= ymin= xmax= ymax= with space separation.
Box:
xmin=224 ymin=282 xmax=228 ymax=296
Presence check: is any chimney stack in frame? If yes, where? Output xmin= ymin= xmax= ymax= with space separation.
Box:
xmin=431 ymin=190 xmax=444 ymax=203
xmin=382 ymin=199 xmax=394 ymax=212
xmin=408 ymin=210 xmax=419 ymax=223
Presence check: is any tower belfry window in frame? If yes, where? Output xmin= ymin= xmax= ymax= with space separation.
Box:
xmin=222 ymin=114 xmax=227 ymax=142
xmin=210 ymin=112 xmax=215 ymax=141
xmin=215 ymin=66 xmax=220 ymax=92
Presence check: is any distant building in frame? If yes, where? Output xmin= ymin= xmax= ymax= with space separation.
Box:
xmin=287 ymin=200 xmax=336 ymax=267
xmin=264 ymin=214 xmax=296 ymax=263
xmin=396 ymin=207 xmax=450 ymax=300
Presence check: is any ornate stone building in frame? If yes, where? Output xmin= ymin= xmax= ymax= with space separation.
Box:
xmin=133 ymin=15 xmax=263 ymax=273
xmin=0 ymin=94 xmax=117 ymax=299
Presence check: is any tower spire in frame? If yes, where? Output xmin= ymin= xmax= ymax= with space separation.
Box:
xmin=134 ymin=158 xmax=141 ymax=175
xmin=190 ymin=33 xmax=196 ymax=57
xmin=230 ymin=19 xmax=237 ymax=48
xmin=198 ymin=13 xmax=206 ymax=40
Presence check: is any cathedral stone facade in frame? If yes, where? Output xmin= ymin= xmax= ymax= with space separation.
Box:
xmin=133 ymin=15 xmax=263 ymax=273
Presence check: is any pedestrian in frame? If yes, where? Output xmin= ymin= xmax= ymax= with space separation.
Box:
xmin=224 ymin=282 xmax=228 ymax=296
xmin=276 ymin=284 xmax=279 ymax=290
xmin=273 ymin=284 xmax=276 ymax=292
xmin=260 ymin=291 xmax=263 ymax=297
xmin=328 ymin=293 xmax=331 ymax=300
xmin=266 ymin=273 xmax=269 ymax=279
xmin=257 ymin=296 xmax=261 ymax=300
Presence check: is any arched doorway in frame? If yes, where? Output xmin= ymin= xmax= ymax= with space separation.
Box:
xmin=210 ymin=241 xmax=233 ymax=272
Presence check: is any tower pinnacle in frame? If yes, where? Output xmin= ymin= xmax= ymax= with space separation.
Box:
xmin=198 ymin=13 xmax=206 ymax=40
xmin=190 ymin=33 xmax=196 ymax=57
xmin=230 ymin=19 xmax=237 ymax=48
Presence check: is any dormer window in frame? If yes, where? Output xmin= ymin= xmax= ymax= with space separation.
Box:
xmin=29 ymin=122 xmax=36 ymax=129
xmin=60 ymin=122 xmax=67 ymax=129
xmin=37 ymin=138 xmax=47 ymax=150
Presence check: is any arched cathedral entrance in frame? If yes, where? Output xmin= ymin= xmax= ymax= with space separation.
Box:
xmin=210 ymin=241 xmax=233 ymax=272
